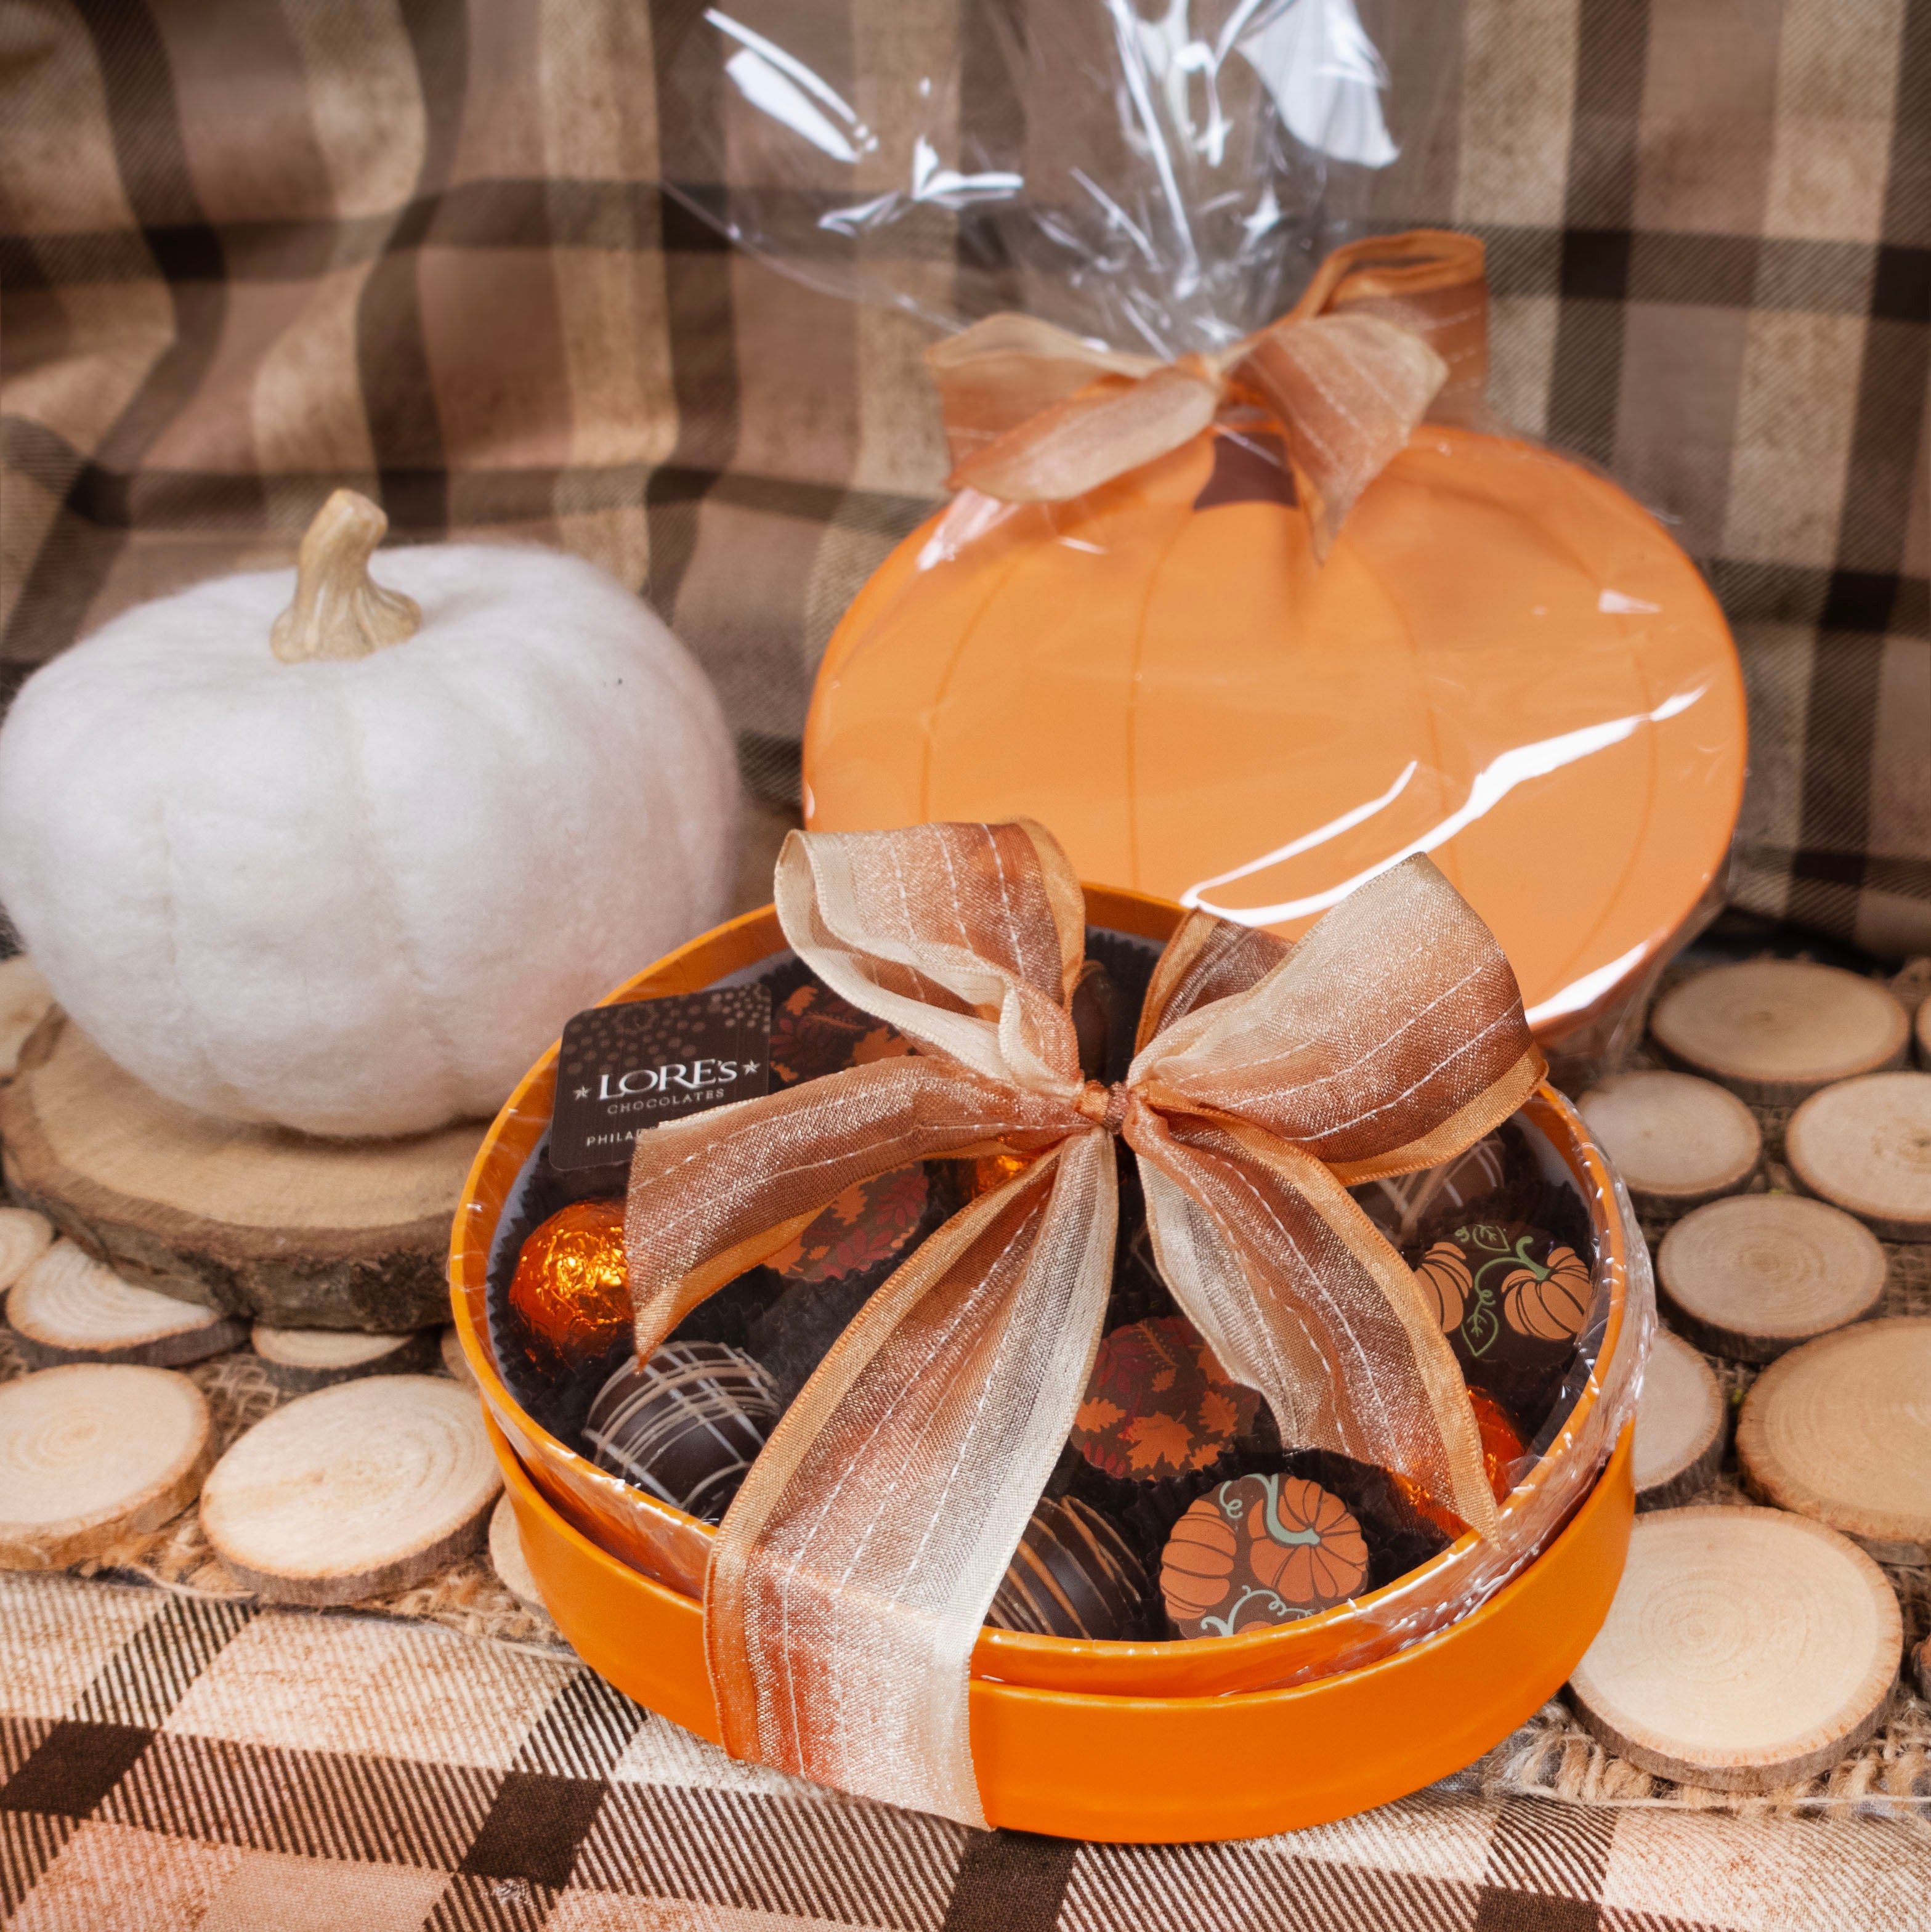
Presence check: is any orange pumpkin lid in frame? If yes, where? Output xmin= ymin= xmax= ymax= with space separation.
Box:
xmin=804 ymin=425 xmax=1745 ymax=1045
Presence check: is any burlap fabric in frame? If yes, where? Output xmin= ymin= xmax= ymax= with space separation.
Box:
xmin=2 ymin=0 xmax=1927 ymax=956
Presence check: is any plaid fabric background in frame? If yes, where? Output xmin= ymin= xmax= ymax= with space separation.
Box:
xmin=5 ymin=1569 xmax=1929 ymax=1932
xmin=1 ymin=0 xmax=1927 ymax=955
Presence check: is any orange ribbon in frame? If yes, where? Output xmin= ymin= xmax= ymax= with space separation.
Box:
xmin=625 ymin=819 xmax=1540 ymax=1825
xmin=926 ymin=229 xmax=1489 ymax=554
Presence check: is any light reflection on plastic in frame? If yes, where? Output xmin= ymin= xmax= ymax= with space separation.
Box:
xmin=1523 ymin=941 xmax=1650 ymax=1029
xmin=709 ymin=10 xmax=876 ymax=163
xmin=1181 ymin=686 xmax=1709 ymax=925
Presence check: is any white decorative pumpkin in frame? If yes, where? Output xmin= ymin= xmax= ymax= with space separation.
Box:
xmin=0 ymin=492 xmax=739 ymax=1137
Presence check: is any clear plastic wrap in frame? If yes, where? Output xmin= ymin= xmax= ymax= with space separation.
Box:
xmin=450 ymin=901 xmax=1650 ymax=1704
xmin=663 ymin=0 xmax=1467 ymax=351
xmin=660 ymin=2 xmax=1747 ymax=1075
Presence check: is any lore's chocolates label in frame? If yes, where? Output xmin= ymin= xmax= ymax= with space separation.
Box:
xmin=549 ymin=986 xmax=770 ymax=1171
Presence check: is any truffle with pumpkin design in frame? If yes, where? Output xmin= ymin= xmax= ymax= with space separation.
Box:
xmin=1159 ymin=1473 xmax=1370 ymax=1638
xmin=1414 ymin=1220 xmax=1595 ymax=1432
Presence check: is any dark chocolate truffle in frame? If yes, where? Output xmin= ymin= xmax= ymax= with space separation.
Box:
xmin=583 ymin=1341 xmax=779 ymax=1521
xmin=1072 ymin=1315 xmax=1260 ymax=1483
xmin=987 ymin=1495 xmax=1150 ymax=1641
xmin=1353 ymin=1134 xmax=1511 ymax=1249
xmin=1160 ymin=1473 xmax=1369 ymax=1638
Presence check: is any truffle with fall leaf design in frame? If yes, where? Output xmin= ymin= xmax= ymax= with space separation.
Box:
xmin=748 ymin=1161 xmax=960 ymax=1407
xmin=764 ymin=973 xmax=914 ymax=1087
xmin=1071 ymin=1316 xmax=1263 ymax=1484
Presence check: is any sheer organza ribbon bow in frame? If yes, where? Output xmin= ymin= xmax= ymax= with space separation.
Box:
xmin=926 ymin=229 xmax=1489 ymax=555
xmin=625 ymin=819 xmax=1542 ymax=1825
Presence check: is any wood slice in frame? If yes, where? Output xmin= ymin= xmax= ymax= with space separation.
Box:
xmin=250 ymin=1324 xmax=439 ymax=1392
xmin=0 ymin=1364 xmax=213 ymax=1569
xmin=1656 ymin=1195 xmax=1887 ymax=1362
xmin=0 ymin=1207 xmax=53 ymax=1291
xmin=0 ymin=956 xmax=54 ymax=1079
xmin=1914 ymin=1635 xmax=1929 ymax=1704
xmin=1633 ymin=1329 xmax=1726 ymax=1509
xmin=1786 ymin=1071 xmax=1931 ymax=1242
xmin=1578 ymin=1071 xmax=1761 ymax=1207
xmin=1736 ymin=1317 xmax=1931 ymax=1562
xmin=441 ymin=1325 xmax=479 ymax=1392
xmin=488 ymin=1492 xmax=546 ymax=1616
xmin=0 ymin=1007 xmax=481 ymax=1329
xmin=1569 ymin=1506 xmax=1901 ymax=1792
xmin=1917 ymin=994 xmax=1930 ymax=1070
xmin=8 ymin=1241 xmax=248 ymax=1368
xmin=1651 ymin=961 xmax=1909 ymax=1104
xmin=200 ymin=1374 xmax=500 ymax=1604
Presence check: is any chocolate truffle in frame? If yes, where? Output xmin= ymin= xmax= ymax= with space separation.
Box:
xmin=748 ymin=1161 xmax=954 ymax=1408
xmin=583 ymin=1341 xmax=780 ymax=1520
xmin=508 ymin=1198 xmax=630 ymax=1378
xmin=1072 ymin=1316 xmax=1261 ymax=1484
xmin=986 ymin=1495 xmax=1151 ymax=1641
xmin=1160 ymin=1473 xmax=1369 ymax=1638
xmin=765 ymin=978 xmax=912 ymax=1087
xmin=1354 ymin=1134 xmax=1512 ymax=1249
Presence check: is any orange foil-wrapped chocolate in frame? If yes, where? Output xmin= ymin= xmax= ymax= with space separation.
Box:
xmin=509 ymin=1199 xmax=631 ymax=1376
xmin=1392 ymin=1386 xmax=1527 ymax=1537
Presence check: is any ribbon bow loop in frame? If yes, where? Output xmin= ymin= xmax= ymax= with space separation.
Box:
xmin=926 ymin=229 xmax=1489 ymax=556
xmin=624 ymin=818 xmax=1540 ymax=1827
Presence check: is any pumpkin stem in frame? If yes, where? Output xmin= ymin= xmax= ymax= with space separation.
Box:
xmin=270 ymin=489 xmax=422 ymax=664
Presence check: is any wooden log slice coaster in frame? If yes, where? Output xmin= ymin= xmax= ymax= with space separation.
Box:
xmin=1651 ymin=962 xmax=1909 ymax=1105
xmin=1736 ymin=1318 xmax=1931 ymax=1562
xmin=0 ymin=1364 xmax=213 ymax=1569
xmin=1786 ymin=1072 xmax=1931 ymax=1242
xmin=440 ymin=1325 xmax=479 ymax=1392
xmin=250 ymin=1324 xmax=439 ymax=1392
xmin=1656 ymin=1196 xmax=1887 ymax=1362
xmin=1569 ymin=1506 xmax=1901 ymax=1792
xmin=200 ymin=1374 xmax=500 ymax=1605
xmin=0 ymin=955 xmax=54 ymax=1079
xmin=0 ymin=1007 xmax=483 ymax=1329
xmin=0 ymin=1208 xmax=54 ymax=1291
xmin=1633 ymin=1329 xmax=1726 ymax=1509
xmin=8 ymin=1241 xmax=248 ymax=1368
xmin=1578 ymin=1071 xmax=1762 ymax=1208
xmin=488 ymin=1492 xmax=547 ymax=1617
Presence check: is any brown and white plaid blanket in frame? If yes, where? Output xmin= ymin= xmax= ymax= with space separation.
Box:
xmin=2 ymin=0 xmax=1927 ymax=955
xmin=5 ymin=1567 xmax=1929 ymax=1932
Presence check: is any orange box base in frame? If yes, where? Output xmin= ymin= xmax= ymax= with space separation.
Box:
xmin=493 ymin=1410 xmax=1633 ymax=1842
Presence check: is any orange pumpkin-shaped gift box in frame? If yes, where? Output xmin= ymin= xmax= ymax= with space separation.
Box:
xmin=806 ymin=235 xmax=1746 ymax=1050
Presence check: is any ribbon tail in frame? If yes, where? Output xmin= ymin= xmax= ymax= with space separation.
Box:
xmin=1131 ymin=1111 xmax=1500 ymax=1540
xmin=926 ymin=312 xmax=1161 ymax=474
xmin=1236 ymin=312 xmax=1445 ymax=559
xmin=623 ymin=1055 xmax=1074 ymax=1353
xmin=706 ymin=1131 xmax=1118 ymax=1825
xmin=947 ymin=359 xmax=1222 ymax=504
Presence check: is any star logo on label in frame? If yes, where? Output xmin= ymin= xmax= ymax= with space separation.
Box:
xmin=742 ymin=1061 xmax=760 ymax=1076
xmin=575 ymin=1086 xmax=590 ymax=1100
